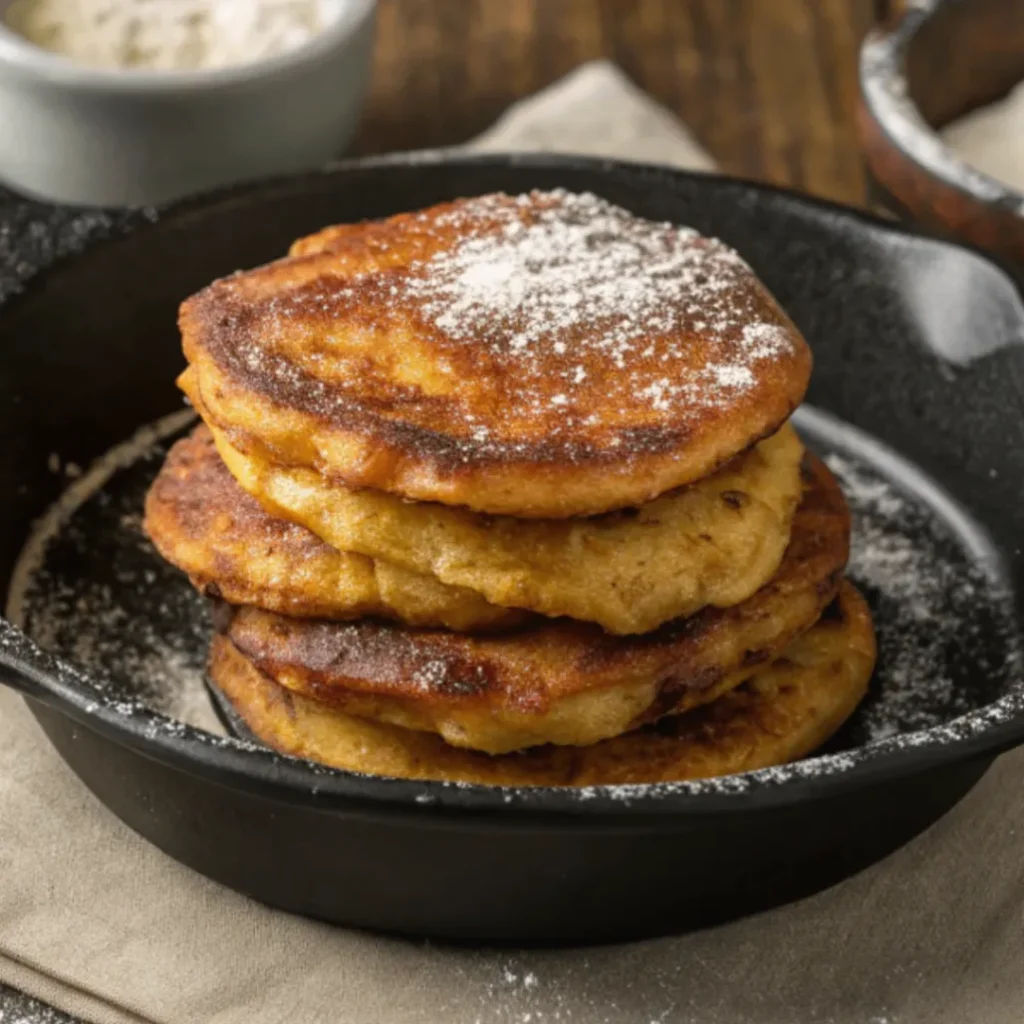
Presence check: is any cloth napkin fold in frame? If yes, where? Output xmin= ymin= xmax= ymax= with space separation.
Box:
xmin=1 ymin=59 xmax=1022 ymax=1024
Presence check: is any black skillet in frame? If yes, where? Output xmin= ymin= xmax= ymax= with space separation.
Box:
xmin=1 ymin=154 xmax=1024 ymax=944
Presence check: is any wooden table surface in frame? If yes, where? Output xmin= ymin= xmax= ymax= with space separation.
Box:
xmin=354 ymin=0 xmax=877 ymax=208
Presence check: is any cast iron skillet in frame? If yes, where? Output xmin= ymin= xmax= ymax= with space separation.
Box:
xmin=1 ymin=154 xmax=1023 ymax=944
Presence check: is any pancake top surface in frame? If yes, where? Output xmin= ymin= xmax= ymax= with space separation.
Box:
xmin=181 ymin=189 xmax=812 ymax=516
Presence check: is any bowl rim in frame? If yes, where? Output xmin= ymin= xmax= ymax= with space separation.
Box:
xmin=0 ymin=0 xmax=376 ymax=92
xmin=2 ymin=149 xmax=1023 ymax=822
xmin=859 ymin=0 xmax=1024 ymax=217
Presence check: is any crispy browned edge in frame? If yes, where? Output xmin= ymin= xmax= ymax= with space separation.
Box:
xmin=208 ymin=582 xmax=876 ymax=786
xmin=143 ymin=425 xmax=526 ymax=630
xmin=223 ymin=453 xmax=848 ymax=725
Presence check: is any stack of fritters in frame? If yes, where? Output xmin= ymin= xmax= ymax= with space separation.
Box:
xmin=145 ymin=189 xmax=876 ymax=785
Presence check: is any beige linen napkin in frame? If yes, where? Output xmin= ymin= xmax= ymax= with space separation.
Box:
xmin=471 ymin=61 xmax=716 ymax=169
xmin=1 ymin=60 xmax=1022 ymax=1024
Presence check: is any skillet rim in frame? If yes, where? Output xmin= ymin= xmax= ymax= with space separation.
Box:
xmin=1 ymin=149 xmax=1023 ymax=821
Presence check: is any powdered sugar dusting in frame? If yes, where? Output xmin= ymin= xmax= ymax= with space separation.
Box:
xmin=407 ymin=190 xmax=795 ymax=420
xmin=6 ymin=410 xmax=223 ymax=734
xmin=826 ymin=452 xmax=1021 ymax=743
xmin=410 ymin=659 xmax=450 ymax=691
xmin=450 ymin=957 xmax=683 ymax=1023
xmin=0 ymin=201 xmax=158 ymax=305
xmin=0 ymin=989 xmax=76 ymax=1024
xmin=413 ymin=192 xmax=730 ymax=348
xmin=217 ymin=190 xmax=799 ymax=461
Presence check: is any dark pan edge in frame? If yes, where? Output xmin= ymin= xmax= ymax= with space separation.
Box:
xmin=1 ymin=149 xmax=1022 ymax=317
xmin=0 ymin=151 xmax=1023 ymax=820
xmin=2 ymin=566 xmax=1022 ymax=821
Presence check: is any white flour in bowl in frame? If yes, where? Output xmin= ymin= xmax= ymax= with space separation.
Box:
xmin=4 ymin=0 xmax=350 ymax=72
xmin=941 ymin=80 xmax=1024 ymax=195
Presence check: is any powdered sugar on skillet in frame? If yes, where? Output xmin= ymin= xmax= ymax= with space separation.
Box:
xmin=0 ymin=987 xmax=78 ymax=1024
xmin=825 ymin=453 xmax=1020 ymax=742
xmin=0 ymin=202 xmax=158 ymax=304
xmin=5 ymin=409 xmax=224 ymax=735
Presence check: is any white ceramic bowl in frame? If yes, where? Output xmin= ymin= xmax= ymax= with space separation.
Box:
xmin=0 ymin=0 xmax=376 ymax=206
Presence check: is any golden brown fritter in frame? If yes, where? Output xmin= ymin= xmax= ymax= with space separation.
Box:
xmin=209 ymin=582 xmax=875 ymax=785
xmin=222 ymin=453 xmax=849 ymax=754
xmin=180 ymin=189 xmax=811 ymax=517
xmin=200 ymin=404 xmax=804 ymax=635
xmin=143 ymin=427 xmax=525 ymax=631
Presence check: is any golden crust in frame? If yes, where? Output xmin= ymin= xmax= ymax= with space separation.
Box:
xmin=201 ymin=403 xmax=804 ymax=635
xmin=223 ymin=452 xmax=848 ymax=754
xmin=143 ymin=427 xmax=525 ymax=631
xmin=180 ymin=190 xmax=811 ymax=517
xmin=209 ymin=582 xmax=875 ymax=785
